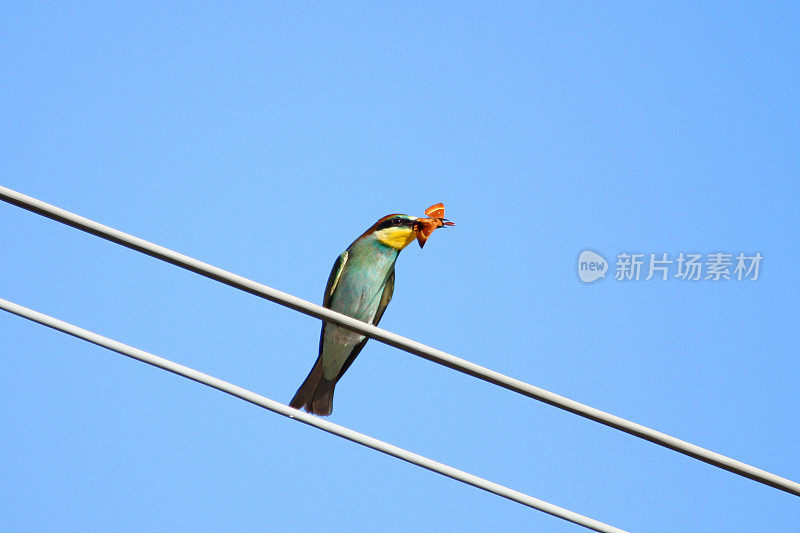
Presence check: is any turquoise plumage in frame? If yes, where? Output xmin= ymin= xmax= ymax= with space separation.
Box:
xmin=290 ymin=206 xmax=452 ymax=415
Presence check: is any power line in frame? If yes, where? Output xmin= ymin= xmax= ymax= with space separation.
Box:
xmin=0 ymin=297 xmax=627 ymax=533
xmin=2 ymin=185 xmax=799 ymax=498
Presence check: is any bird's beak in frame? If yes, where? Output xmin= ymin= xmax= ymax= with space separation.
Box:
xmin=413 ymin=210 xmax=454 ymax=248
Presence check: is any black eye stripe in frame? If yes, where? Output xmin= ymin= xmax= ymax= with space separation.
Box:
xmin=377 ymin=217 xmax=408 ymax=231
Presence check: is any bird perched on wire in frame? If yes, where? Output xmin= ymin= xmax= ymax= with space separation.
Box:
xmin=290 ymin=203 xmax=454 ymax=416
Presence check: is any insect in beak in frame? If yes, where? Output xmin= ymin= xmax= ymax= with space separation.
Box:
xmin=414 ymin=203 xmax=454 ymax=248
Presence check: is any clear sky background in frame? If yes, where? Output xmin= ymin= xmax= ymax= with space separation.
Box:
xmin=1 ymin=3 xmax=798 ymax=532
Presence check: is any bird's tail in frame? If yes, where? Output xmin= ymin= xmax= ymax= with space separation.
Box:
xmin=289 ymin=358 xmax=336 ymax=416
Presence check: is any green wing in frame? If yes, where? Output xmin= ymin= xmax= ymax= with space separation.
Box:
xmin=372 ymin=268 xmax=395 ymax=326
xmin=314 ymin=251 xmax=348 ymax=366
xmin=333 ymin=267 xmax=395 ymax=382
xmin=323 ymin=251 xmax=348 ymax=308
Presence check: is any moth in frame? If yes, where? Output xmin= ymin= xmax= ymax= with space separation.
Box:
xmin=414 ymin=203 xmax=455 ymax=248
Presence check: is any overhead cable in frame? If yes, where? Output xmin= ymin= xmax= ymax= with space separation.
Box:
xmin=0 ymin=297 xmax=626 ymax=533
xmin=1 ymin=185 xmax=798 ymax=497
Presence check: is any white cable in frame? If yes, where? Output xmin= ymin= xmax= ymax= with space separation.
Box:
xmin=1 ymin=185 xmax=798 ymax=497
xmin=0 ymin=297 xmax=626 ymax=533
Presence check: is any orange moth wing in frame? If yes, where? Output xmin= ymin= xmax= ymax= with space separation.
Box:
xmin=424 ymin=203 xmax=446 ymax=219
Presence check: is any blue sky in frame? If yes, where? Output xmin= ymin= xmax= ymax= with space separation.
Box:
xmin=1 ymin=3 xmax=798 ymax=531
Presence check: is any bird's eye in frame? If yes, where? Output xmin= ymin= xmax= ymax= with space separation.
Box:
xmin=392 ymin=217 xmax=402 ymax=226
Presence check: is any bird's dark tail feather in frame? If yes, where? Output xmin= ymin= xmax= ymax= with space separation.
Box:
xmin=289 ymin=358 xmax=336 ymax=416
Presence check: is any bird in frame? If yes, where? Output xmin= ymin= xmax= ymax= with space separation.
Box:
xmin=290 ymin=203 xmax=454 ymax=415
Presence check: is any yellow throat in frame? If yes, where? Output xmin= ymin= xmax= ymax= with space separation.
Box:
xmin=374 ymin=226 xmax=416 ymax=249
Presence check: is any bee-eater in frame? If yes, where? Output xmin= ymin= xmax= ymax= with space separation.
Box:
xmin=290 ymin=204 xmax=453 ymax=416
